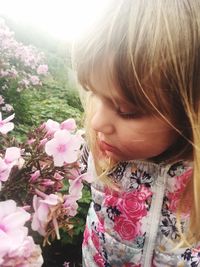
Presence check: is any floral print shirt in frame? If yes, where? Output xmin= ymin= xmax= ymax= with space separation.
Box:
xmin=82 ymin=154 xmax=199 ymax=267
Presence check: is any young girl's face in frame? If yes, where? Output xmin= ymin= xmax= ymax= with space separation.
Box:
xmin=90 ymin=74 xmax=178 ymax=162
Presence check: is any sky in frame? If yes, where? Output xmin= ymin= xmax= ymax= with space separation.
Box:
xmin=0 ymin=0 xmax=109 ymax=41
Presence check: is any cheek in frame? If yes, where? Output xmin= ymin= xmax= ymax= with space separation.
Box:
xmin=144 ymin=129 xmax=178 ymax=155
xmin=121 ymin=127 xmax=178 ymax=157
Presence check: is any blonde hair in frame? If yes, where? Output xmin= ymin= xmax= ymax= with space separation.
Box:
xmin=73 ymin=0 xmax=200 ymax=245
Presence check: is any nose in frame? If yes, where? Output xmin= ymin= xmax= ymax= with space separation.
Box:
xmin=91 ymin=103 xmax=115 ymax=135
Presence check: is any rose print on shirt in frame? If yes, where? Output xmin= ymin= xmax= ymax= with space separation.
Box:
xmin=104 ymin=185 xmax=152 ymax=241
xmin=114 ymin=215 xmax=141 ymax=240
xmin=167 ymin=168 xmax=192 ymax=213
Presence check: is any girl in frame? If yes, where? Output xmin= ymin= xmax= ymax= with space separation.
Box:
xmin=73 ymin=0 xmax=200 ymax=266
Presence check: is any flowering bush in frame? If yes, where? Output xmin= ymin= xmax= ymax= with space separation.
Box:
xmin=0 ymin=17 xmax=48 ymax=126
xmin=0 ymin=113 xmax=92 ymax=266
xmin=0 ymin=18 xmax=48 ymax=92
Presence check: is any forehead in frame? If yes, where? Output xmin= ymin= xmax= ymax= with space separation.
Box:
xmin=89 ymin=65 xmax=129 ymax=106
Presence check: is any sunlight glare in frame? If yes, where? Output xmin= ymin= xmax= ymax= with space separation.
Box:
xmin=0 ymin=0 xmax=109 ymax=41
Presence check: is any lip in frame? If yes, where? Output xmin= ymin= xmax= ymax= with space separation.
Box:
xmin=99 ymin=140 xmax=119 ymax=153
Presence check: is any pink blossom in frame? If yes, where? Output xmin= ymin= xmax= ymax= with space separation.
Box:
xmin=31 ymin=193 xmax=62 ymax=238
xmin=68 ymin=168 xmax=80 ymax=180
xmin=21 ymin=79 xmax=30 ymax=88
xmin=27 ymin=138 xmax=36 ymax=145
xmin=1 ymin=236 xmax=43 ymax=267
xmin=45 ymin=118 xmax=77 ymax=135
xmin=68 ymin=177 xmax=83 ymax=199
xmin=4 ymin=147 xmax=21 ymax=165
xmin=63 ymin=173 xmax=94 ymax=216
xmin=0 ymin=70 xmax=9 ymax=77
xmin=45 ymin=119 xmax=60 ymax=135
xmin=0 ymin=158 xmax=11 ymax=188
xmin=39 ymin=137 xmax=48 ymax=147
xmin=0 ymin=158 xmax=9 ymax=179
xmin=45 ymin=129 xmax=83 ymax=167
xmin=63 ymin=195 xmax=79 ymax=217
xmin=30 ymin=170 xmax=40 ymax=182
xmin=60 ymin=118 xmax=76 ymax=131
xmin=29 ymin=75 xmax=40 ymax=85
xmin=0 ymin=147 xmax=22 ymax=188
xmin=37 ymin=64 xmax=48 ymax=75
xmin=31 ymin=195 xmax=52 ymax=236
xmin=0 ymin=200 xmax=43 ymax=266
xmin=0 ymin=112 xmax=15 ymax=134
xmin=54 ymin=172 xmax=64 ymax=180
xmin=41 ymin=179 xmax=55 ymax=187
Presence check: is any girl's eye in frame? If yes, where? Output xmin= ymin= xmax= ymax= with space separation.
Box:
xmin=117 ymin=109 xmax=142 ymax=119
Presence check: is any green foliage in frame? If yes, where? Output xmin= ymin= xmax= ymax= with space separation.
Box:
xmin=6 ymin=80 xmax=84 ymax=141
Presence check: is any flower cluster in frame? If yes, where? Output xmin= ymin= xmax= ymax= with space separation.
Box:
xmin=0 ymin=200 xmax=43 ymax=266
xmin=0 ymin=18 xmax=48 ymax=92
xmin=0 ymin=113 xmax=92 ymax=266
xmin=0 ymin=18 xmax=48 ymax=117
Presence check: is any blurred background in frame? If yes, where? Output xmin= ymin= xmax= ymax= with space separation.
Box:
xmin=0 ymin=1 xmax=108 ymax=266
xmin=0 ymin=0 xmax=108 ymax=139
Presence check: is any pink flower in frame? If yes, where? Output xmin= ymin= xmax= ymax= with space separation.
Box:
xmin=21 ymin=78 xmax=30 ymax=88
xmin=68 ymin=177 xmax=83 ymax=199
xmin=0 ymin=147 xmax=22 ymax=188
xmin=114 ymin=215 xmax=141 ymax=240
xmin=0 ymin=200 xmax=31 ymax=261
xmin=0 ymin=158 xmax=10 ymax=183
xmin=29 ymin=75 xmax=40 ymax=85
xmin=60 ymin=118 xmax=76 ymax=131
xmin=0 ymin=112 xmax=15 ymax=134
xmin=63 ymin=195 xmax=79 ymax=217
xmin=30 ymin=170 xmax=41 ymax=182
xmin=4 ymin=147 xmax=21 ymax=165
xmin=31 ymin=193 xmax=62 ymax=238
xmin=41 ymin=179 xmax=55 ymax=187
xmin=45 ymin=119 xmax=60 ymax=135
xmin=45 ymin=129 xmax=83 ymax=167
xmin=36 ymin=64 xmax=48 ymax=75
xmin=54 ymin=172 xmax=64 ymax=180
xmin=45 ymin=118 xmax=77 ymax=135
xmin=1 ymin=236 xmax=43 ymax=267
xmin=39 ymin=137 xmax=48 ymax=147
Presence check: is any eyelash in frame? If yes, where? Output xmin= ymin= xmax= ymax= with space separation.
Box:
xmin=117 ymin=109 xmax=140 ymax=119
xmin=92 ymin=93 xmax=142 ymax=119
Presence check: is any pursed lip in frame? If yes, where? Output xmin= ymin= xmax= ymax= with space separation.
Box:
xmin=99 ymin=140 xmax=119 ymax=153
